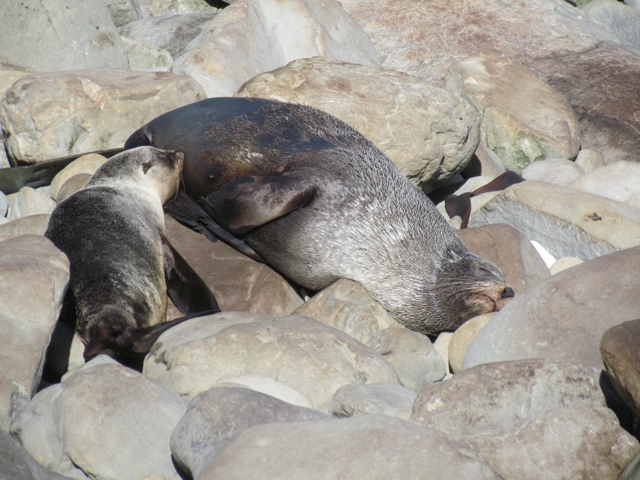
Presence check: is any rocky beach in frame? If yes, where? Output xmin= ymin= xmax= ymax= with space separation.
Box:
xmin=1 ymin=0 xmax=640 ymax=479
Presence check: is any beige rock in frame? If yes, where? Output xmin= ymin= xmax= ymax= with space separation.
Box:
xmin=143 ymin=313 xmax=400 ymax=411
xmin=6 ymin=188 xmax=56 ymax=220
xmin=135 ymin=0 xmax=218 ymax=17
xmin=215 ymin=374 xmax=312 ymax=408
xmin=0 ymin=71 xmax=31 ymax=99
xmin=448 ymin=313 xmax=494 ymax=374
xmin=237 ymin=57 xmax=480 ymax=187
xmin=549 ymin=256 xmax=583 ymax=275
xmin=0 ymin=235 xmax=69 ymax=430
xmin=56 ymin=174 xmax=92 ymax=203
xmin=468 ymin=407 xmax=639 ymax=480
xmin=49 ymin=153 xmax=108 ymax=201
xmin=522 ymin=158 xmax=584 ymax=186
xmin=457 ymin=223 xmax=551 ymax=295
xmin=463 ymin=246 xmax=640 ymax=370
xmin=575 ymin=148 xmax=605 ymax=173
xmin=172 ymin=0 xmax=379 ymax=97
xmin=568 ymin=161 xmax=640 ymax=210
xmin=582 ymin=0 xmax=640 ymax=51
xmin=433 ymin=332 xmax=453 ymax=374
xmin=462 ymin=143 xmax=506 ymax=178
xmin=0 ymin=214 xmax=50 ymax=237
xmin=470 ymin=180 xmax=640 ymax=260
xmin=1 ymin=70 xmax=205 ymax=164
xmin=292 ymin=279 xmax=401 ymax=347
xmin=164 ymin=215 xmax=303 ymax=319
xmin=446 ymin=50 xmax=581 ymax=173
xmin=330 ymin=383 xmax=418 ymax=420
xmin=120 ymin=36 xmax=173 ymax=71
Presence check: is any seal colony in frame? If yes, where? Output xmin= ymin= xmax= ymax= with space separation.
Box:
xmin=125 ymin=97 xmax=514 ymax=335
xmin=45 ymin=146 xmax=220 ymax=363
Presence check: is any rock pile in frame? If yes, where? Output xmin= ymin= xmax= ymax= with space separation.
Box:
xmin=1 ymin=0 xmax=640 ymax=479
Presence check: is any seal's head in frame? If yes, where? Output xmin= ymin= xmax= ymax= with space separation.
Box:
xmin=87 ymin=146 xmax=184 ymax=204
xmin=428 ymin=246 xmax=514 ymax=334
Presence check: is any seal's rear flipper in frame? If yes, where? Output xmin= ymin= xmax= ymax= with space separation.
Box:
xmin=165 ymin=191 xmax=265 ymax=262
xmin=198 ymin=170 xmax=318 ymax=235
xmin=161 ymin=233 xmax=221 ymax=315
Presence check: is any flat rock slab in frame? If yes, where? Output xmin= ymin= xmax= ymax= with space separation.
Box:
xmin=173 ymin=0 xmax=379 ymax=97
xmin=164 ymin=215 xmax=303 ymax=318
xmin=0 ymin=235 xmax=69 ymax=431
xmin=199 ymin=415 xmax=501 ymax=480
xmin=237 ymin=56 xmax=480 ymax=188
xmin=468 ymin=407 xmax=639 ymax=480
xmin=568 ymin=161 xmax=640 ymax=210
xmin=463 ymin=246 xmax=640 ymax=370
xmin=601 ymin=319 xmax=640 ymax=418
xmin=456 ymin=223 xmax=550 ymax=295
xmin=330 ymin=383 xmax=417 ymax=420
xmin=11 ymin=359 xmax=187 ymax=480
xmin=410 ymin=359 xmax=604 ymax=440
xmin=0 ymin=70 xmax=205 ymax=164
xmin=143 ymin=313 xmax=400 ymax=411
xmin=470 ymin=180 xmax=640 ymax=260
xmin=171 ymin=386 xmax=328 ymax=479
xmin=446 ymin=50 xmax=580 ymax=173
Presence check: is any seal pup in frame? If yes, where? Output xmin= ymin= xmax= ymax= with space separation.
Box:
xmin=125 ymin=98 xmax=513 ymax=335
xmin=45 ymin=146 xmax=220 ymax=365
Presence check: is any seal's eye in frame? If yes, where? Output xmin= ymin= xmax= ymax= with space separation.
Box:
xmin=142 ymin=161 xmax=153 ymax=174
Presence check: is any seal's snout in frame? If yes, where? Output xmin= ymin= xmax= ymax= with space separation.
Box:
xmin=501 ymin=286 xmax=515 ymax=299
xmin=495 ymin=284 xmax=515 ymax=311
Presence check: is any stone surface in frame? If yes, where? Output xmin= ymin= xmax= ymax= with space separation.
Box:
xmin=1 ymin=70 xmax=205 ymax=164
xmin=0 ymin=71 xmax=32 ymax=98
xmin=0 ymin=215 xmax=50 ymax=237
xmin=370 ymin=327 xmax=447 ymax=390
xmin=172 ymin=0 xmax=379 ymax=97
xmin=199 ymin=415 xmax=501 ymax=480
xmin=457 ymin=223 xmax=551 ymax=295
xmin=463 ymin=246 xmax=640 ymax=370
xmin=49 ymin=154 xmax=107 ymax=202
xmin=0 ymin=0 xmax=129 ymax=72
xmin=118 ymin=13 xmax=218 ymax=57
xmin=411 ymin=359 xmax=605 ymax=440
xmin=448 ymin=313 xmax=494 ymax=374
xmin=522 ymin=158 xmax=584 ymax=186
xmin=237 ymin=56 xmax=480 ymax=188
xmin=292 ymin=279 xmax=401 ymax=347
xmin=582 ymin=0 xmax=640 ymax=51
xmin=575 ymin=148 xmax=606 ymax=173
xmin=170 ymin=386 xmax=328 ymax=479
xmin=11 ymin=359 xmax=187 ymax=480
xmin=527 ymin=43 xmax=640 ymax=166
xmin=56 ymin=175 xmax=92 ymax=203
xmin=446 ymin=50 xmax=581 ymax=173
xmin=7 ymin=188 xmax=56 ymax=220
xmin=330 ymin=383 xmax=417 ymax=420
xmin=120 ymin=36 xmax=173 ymax=71
xmin=470 ymin=180 xmax=640 ymax=261
xmin=143 ymin=313 xmax=400 ymax=411
xmin=0 ymin=428 xmax=74 ymax=480
xmin=469 ymin=407 xmax=639 ymax=480
xmin=568 ymin=161 xmax=640 ymax=210
xmin=549 ymin=256 xmax=584 ymax=275
xmin=215 ymin=374 xmax=313 ymax=408
xmin=164 ymin=215 xmax=303 ymax=319
xmin=0 ymin=235 xmax=69 ymax=431
xmin=433 ymin=332 xmax=453 ymax=374
xmin=601 ymin=319 xmax=640 ymax=418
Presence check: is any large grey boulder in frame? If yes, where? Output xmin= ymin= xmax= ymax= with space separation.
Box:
xmin=11 ymin=359 xmax=187 ymax=480
xmin=102 ymin=0 xmax=218 ymax=27
xmin=171 ymin=386 xmax=328 ymax=479
xmin=237 ymin=57 xmax=480 ymax=188
xmin=143 ymin=313 xmax=400 ymax=411
xmin=468 ymin=407 xmax=639 ymax=480
xmin=0 ymin=215 xmax=50 ymax=237
xmin=172 ymin=0 xmax=379 ymax=97
xmin=410 ymin=359 xmax=605 ymax=440
xmin=0 ymin=236 xmax=69 ymax=431
xmin=463 ymin=246 xmax=640 ymax=370
xmin=198 ymin=415 xmax=501 ymax=480
xmin=446 ymin=50 xmax=581 ymax=173
xmin=330 ymin=383 xmax=418 ymax=420
xmin=469 ymin=180 xmax=640 ymax=261
xmin=0 ymin=0 xmax=129 ymax=73
xmin=1 ymin=70 xmax=205 ymax=164
xmin=582 ymin=0 xmax=640 ymax=51
xmin=0 ymin=429 xmax=74 ymax=480
xmin=568 ymin=161 xmax=640 ymax=210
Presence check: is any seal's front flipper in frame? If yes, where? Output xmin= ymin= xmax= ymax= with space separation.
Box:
xmin=199 ymin=170 xmax=318 ymax=235
xmin=165 ymin=191 xmax=265 ymax=262
xmin=161 ymin=233 xmax=221 ymax=315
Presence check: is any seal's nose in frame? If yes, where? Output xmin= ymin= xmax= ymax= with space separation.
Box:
xmin=501 ymin=286 xmax=515 ymax=299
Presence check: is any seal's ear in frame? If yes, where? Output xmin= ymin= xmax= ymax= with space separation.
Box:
xmin=198 ymin=169 xmax=319 ymax=235
xmin=447 ymin=249 xmax=462 ymax=262
xmin=160 ymin=232 xmax=221 ymax=316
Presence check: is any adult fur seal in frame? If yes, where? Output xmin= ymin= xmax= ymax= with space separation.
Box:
xmin=45 ymin=146 xmax=220 ymax=364
xmin=125 ymin=98 xmax=513 ymax=335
